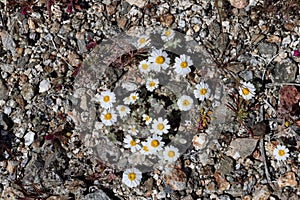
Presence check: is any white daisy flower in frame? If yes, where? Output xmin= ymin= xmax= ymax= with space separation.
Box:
xmin=97 ymin=90 xmax=116 ymax=109
xmin=128 ymin=125 xmax=139 ymax=136
xmin=161 ymin=28 xmax=175 ymax=42
xmin=123 ymin=135 xmax=141 ymax=153
xmin=140 ymin=141 xmax=151 ymax=155
xmin=123 ymin=92 xmax=139 ymax=105
xmin=146 ymin=134 xmax=165 ymax=153
xmin=100 ymin=109 xmax=117 ymax=126
xmin=136 ymin=35 xmax=150 ymax=49
xmin=151 ymin=117 xmax=170 ymax=135
xmin=177 ymin=95 xmax=193 ymax=111
xmin=239 ymin=81 xmax=256 ymax=100
xmin=129 ymin=92 xmax=139 ymax=104
xmin=148 ymin=48 xmax=170 ymax=71
xmin=194 ymin=82 xmax=211 ymax=101
xmin=138 ymin=60 xmax=151 ymax=74
xmin=122 ymin=168 xmax=142 ymax=188
xmin=142 ymin=114 xmax=152 ymax=125
xmin=163 ymin=145 xmax=180 ymax=163
xmin=116 ymin=105 xmax=130 ymax=119
xmin=145 ymin=78 xmax=159 ymax=92
xmin=123 ymin=96 xmax=131 ymax=105
xmin=273 ymin=144 xmax=290 ymax=161
xmin=173 ymin=54 xmax=193 ymax=76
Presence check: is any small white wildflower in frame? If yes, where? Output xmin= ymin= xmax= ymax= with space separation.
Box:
xmin=163 ymin=145 xmax=180 ymax=163
xmin=138 ymin=60 xmax=151 ymax=74
xmin=129 ymin=92 xmax=139 ymax=104
xmin=122 ymin=168 xmax=142 ymax=188
xmin=123 ymin=92 xmax=139 ymax=105
xmin=146 ymin=134 xmax=165 ymax=153
xmin=239 ymin=81 xmax=256 ymax=100
xmin=273 ymin=144 xmax=290 ymax=161
xmin=148 ymin=48 xmax=170 ymax=71
xmin=177 ymin=95 xmax=193 ymax=111
xmin=161 ymin=28 xmax=175 ymax=42
xmin=100 ymin=109 xmax=117 ymax=126
xmin=123 ymin=96 xmax=131 ymax=105
xmin=123 ymin=135 xmax=141 ymax=153
xmin=194 ymin=82 xmax=211 ymax=101
xmin=128 ymin=125 xmax=139 ymax=136
xmin=136 ymin=35 xmax=150 ymax=49
xmin=145 ymin=78 xmax=159 ymax=92
xmin=140 ymin=141 xmax=151 ymax=155
xmin=151 ymin=117 xmax=170 ymax=135
xmin=97 ymin=90 xmax=116 ymax=109
xmin=142 ymin=114 xmax=152 ymax=125
xmin=116 ymin=105 xmax=130 ymax=119
xmin=173 ymin=54 xmax=193 ymax=76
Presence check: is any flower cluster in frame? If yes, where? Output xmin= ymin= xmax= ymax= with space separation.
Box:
xmin=94 ymin=29 xmax=217 ymax=189
xmin=95 ymin=90 xmax=118 ymax=126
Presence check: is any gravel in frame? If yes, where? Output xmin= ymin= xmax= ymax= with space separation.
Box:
xmin=0 ymin=0 xmax=300 ymax=199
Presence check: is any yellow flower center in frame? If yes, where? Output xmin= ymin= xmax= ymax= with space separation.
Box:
xmin=182 ymin=99 xmax=190 ymax=106
xmin=157 ymin=123 xmax=164 ymax=131
xmin=103 ymin=95 xmax=110 ymax=102
xmin=199 ymin=88 xmax=207 ymax=95
xmin=180 ymin=61 xmax=187 ymax=68
xmin=242 ymin=87 xmax=250 ymax=95
xmin=151 ymin=140 xmax=159 ymax=147
xmin=167 ymin=150 xmax=175 ymax=158
xmin=144 ymin=116 xmax=150 ymax=121
xmin=284 ymin=121 xmax=289 ymax=127
xmin=131 ymin=96 xmax=137 ymax=100
xmin=141 ymin=63 xmax=148 ymax=70
xmin=142 ymin=146 xmax=149 ymax=152
xmin=278 ymin=149 xmax=285 ymax=156
xmin=120 ymin=106 xmax=125 ymax=112
xmin=149 ymin=81 xmax=156 ymax=87
xmin=130 ymin=140 xmax=136 ymax=146
xmin=104 ymin=113 xmax=112 ymax=120
xmin=139 ymin=38 xmax=146 ymax=44
xmin=128 ymin=173 xmax=136 ymax=181
xmin=131 ymin=127 xmax=136 ymax=132
xmin=164 ymin=30 xmax=171 ymax=36
xmin=155 ymin=56 xmax=165 ymax=64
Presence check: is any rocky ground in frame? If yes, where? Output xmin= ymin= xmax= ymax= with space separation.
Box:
xmin=0 ymin=0 xmax=300 ymax=199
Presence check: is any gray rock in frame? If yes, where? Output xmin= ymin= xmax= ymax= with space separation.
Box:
xmin=252 ymin=185 xmax=270 ymax=200
xmin=0 ymin=30 xmax=16 ymax=56
xmin=229 ymin=0 xmax=249 ymax=9
xmin=83 ymin=190 xmax=111 ymax=200
xmin=0 ymin=63 xmax=14 ymax=74
xmin=21 ymin=84 xmax=34 ymax=101
xmin=216 ymin=155 xmax=234 ymax=175
xmin=257 ymin=42 xmax=278 ymax=57
xmin=272 ymin=58 xmax=298 ymax=83
xmin=125 ymin=0 xmax=146 ymax=8
xmin=24 ymin=131 xmax=35 ymax=146
xmin=226 ymin=138 xmax=258 ymax=160
xmin=0 ymin=79 xmax=8 ymax=101
xmin=218 ymin=194 xmax=233 ymax=200
xmin=281 ymin=35 xmax=291 ymax=48
xmin=17 ymin=55 xmax=29 ymax=68
xmin=239 ymin=70 xmax=253 ymax=82
xmin=208 ymin=20 xmax=221 ymax=38
xmin=77 ymin=39 xmax=88 ymax=54
xmin=39 ymin=79 xmax=50 ymax=93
